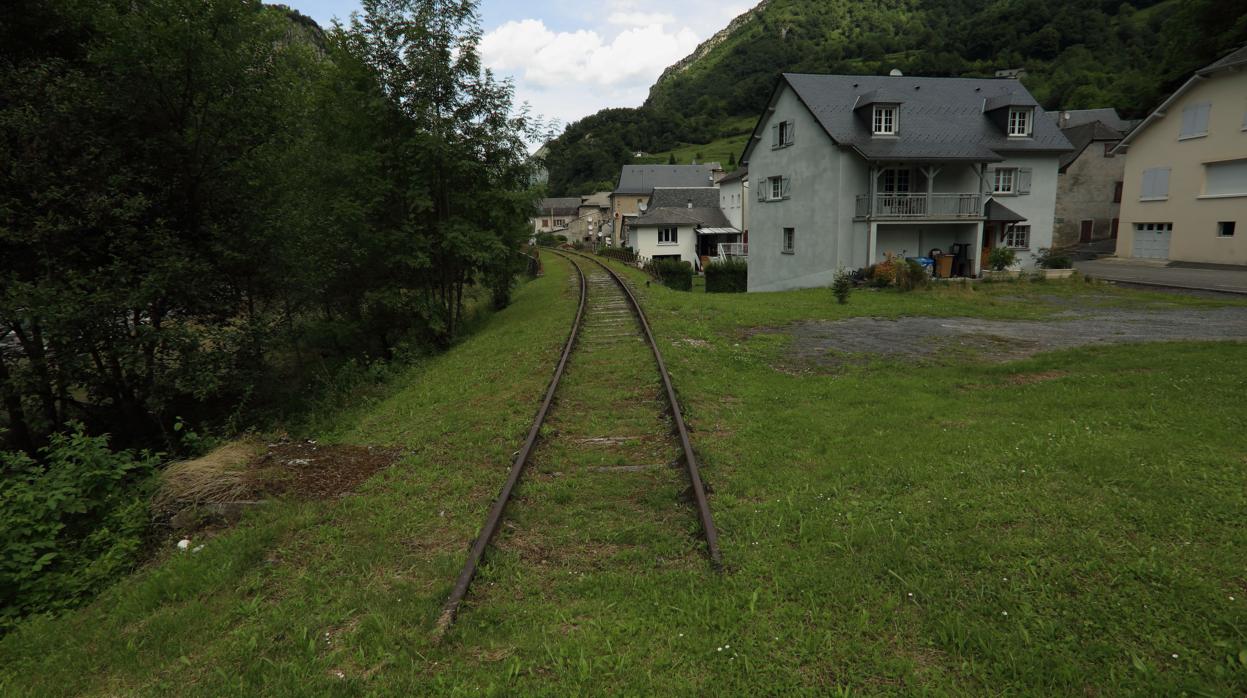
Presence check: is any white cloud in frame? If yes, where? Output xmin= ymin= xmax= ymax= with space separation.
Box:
xmin=607 ymin=11 xmax=675 ymax=27
xmin=480 ymin=17 xmax=701 ymax=130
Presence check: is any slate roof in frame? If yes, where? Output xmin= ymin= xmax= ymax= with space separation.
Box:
xmin=580 ymin=191 xmax=612 ymax=208
xmin=717 ymin=168 xmax=748 ymax=184
xmin=986 ymin=200 xmax=1026 ymax=222
xmin=631 ymin=187 xmax=731 ymax=228
xmin=1198 ymin=44 xmax=1247 ymax=75
xmin=535 ymin=197 xmax=581 ymax=217
xmin=1058 ymin=121 xmax=1124 ymax=171
xmin=750 ymin=74 xmax=1072 ymax=163
xmin=614 ymin=165 xmax=718 ymax=195
xmin=1048 ymin=108 xmax=1136 ymax=133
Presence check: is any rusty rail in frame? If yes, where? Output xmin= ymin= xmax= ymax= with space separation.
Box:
xmin=433 ymin=248 xmax=722 ymax=640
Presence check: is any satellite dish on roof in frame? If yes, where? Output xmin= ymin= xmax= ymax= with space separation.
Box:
xmin=889 ymin=68 xmax=903 ymax=77
xmin=638 ymin=202 xmax=648 ymax=212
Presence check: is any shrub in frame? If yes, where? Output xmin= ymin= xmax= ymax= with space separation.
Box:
xmin=832 ymin=271 xmax=853 ymax=304
xmin=895 ymin=258 xmax=930 ymax=292
xmin=1036 ymin=248 xmax=1073 ymax=269
xmin=988 ymin=246 xmax=1018 ymax=271
xmin=1 ymin=425 xmax=161 ymax=629
xmin=870 ymin=258 xmax=897 ymax=287
xmin=645 ymin=258 xmax=693 ymax=291
xmin=705 ymin=258 xmax=747 ymax=293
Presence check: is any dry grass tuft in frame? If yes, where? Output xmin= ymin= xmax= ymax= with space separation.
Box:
xmin=154 ymin=440 xmax=264 ymax=514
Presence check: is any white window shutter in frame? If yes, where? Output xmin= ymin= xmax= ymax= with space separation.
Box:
xmin=1180 ymin=108 xmax=1196 ymax=138
xmin=757 ymin=181 xmax=766 ymax=202
xmin=772 ymin=124 xmax=779 ymax=148
xmin=789 ymin=120 xmax=796 ymax=144
xmin=1155 ymin=168 xmax=1170 ymax=198
xmin=1017 ymin=168 xmax=1032 ymax=195
xmin=782 ymin=176 xmax=791 ymax=198
xmin=1196 ymin=104 xmax=1211 ymax=135
xmin=1141 ymin=170 xmax=1155 ymax=199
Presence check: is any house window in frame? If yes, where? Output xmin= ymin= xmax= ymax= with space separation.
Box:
xmin=1002 ymin=224 xmax=1030 ymax=249
xmin=1179 ymin=103 xmax=1211 ymax=140
xmin=554 ymin=219 xmax=566 ymax=227
xmin=774 ymin=120 xmax=795 ymax=148
xmin=1007 ymin=108 xmax=1033 ymax=137
xmin=658 ymin=227 xmax=678 ymax=245
xmin=1203 ymin=158 xmax=1247 ymax=197
xmin=1140 ymin=167 xmax=1171 ymax=200
xmin=1219 ymin=221 xmax=1237 ymax=238
xmin=782 ymin=227 xmax=795 ymax=254
xmin=872 ymin=106 xmax=897 ymax=135
xmin=993 ymin=168 xmax=1017 ymax=194
xmin=1113 ymin=181 xmax=1123 ymax=203
xmin=881 ymin=168 xmax=910 ymax=193
xmin=542 ymin=219 xmax=550 ymax=227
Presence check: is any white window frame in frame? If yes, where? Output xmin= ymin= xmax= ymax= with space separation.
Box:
xmin=1218 ymin=221 xmax=1237 ymax=238
xmin=782 ymin=227 xmax=795 ymax=254
xmin=881 ymin=168 xmax=911 ymax=193
xmin=993 ymin=168 xmax=1017 ymax=194
xmin=872 ymin=106 xmax=897 ymax=135
xmin=1007 ymin=108 xmax=1033 ymax=137
xmin=657 ymin=227 xmax=678 ymax=245
xmin=1002 ymin=224 xmax=1030 ymax=250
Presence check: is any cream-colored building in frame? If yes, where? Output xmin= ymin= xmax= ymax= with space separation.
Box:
xmin=1113 ymin=46 xmax=1247 ymax=264
xmin=610 ymin=164 xmax=720 ymax=248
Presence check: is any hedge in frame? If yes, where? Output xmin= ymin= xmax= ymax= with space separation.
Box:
xmin=646 ymin=258 xmax=693 ymax=291
xmin=705 ymin=258 xmax=747 ymax=293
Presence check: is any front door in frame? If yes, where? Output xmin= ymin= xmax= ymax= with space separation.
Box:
xmin=1080 ymin=219 xmax=1094 ymax=243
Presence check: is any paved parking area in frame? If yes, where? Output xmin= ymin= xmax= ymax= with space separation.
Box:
xmin=1075 ymin=259 xmax=1247 ymax=294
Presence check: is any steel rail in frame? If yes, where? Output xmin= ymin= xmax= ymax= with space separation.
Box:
xmin=433 ymin=250 xmax=588 ymax=639
xmin=560 ymin=250 xmax=723 ymax=569
xmin=433 ymin=248 xmax=723 ymax=640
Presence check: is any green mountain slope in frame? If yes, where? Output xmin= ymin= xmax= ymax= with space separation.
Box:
xmin=543 ymin=0 xmax=1247 ymax=196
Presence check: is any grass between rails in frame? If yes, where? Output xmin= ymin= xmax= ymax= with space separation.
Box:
xmin=3 ymin=259 xmax=1247 ymax=695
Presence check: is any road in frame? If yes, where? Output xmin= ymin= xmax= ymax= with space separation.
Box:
xmin=1075 ymin=259 xmax=1247 ymax=295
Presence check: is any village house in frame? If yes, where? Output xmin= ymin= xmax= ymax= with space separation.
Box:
xmin=611 ymin=164 xmax=720 ymax=249
xmin=532 ymin=197 xmax=581 ymax=237
xmin=576 ymin=192 xmax=612 ymax=244
xmin=741 ymin=73 xmax=1072 ymax=292
xmin=1111 ymin=46 xmax=1247 ymax=265
xmin=628 ymin=187 xmax=740 ymax=270
xmin=1051 ymin=110 xmax=1131 ymax=248
xmin=716 ymin=168 xmax=749 ymax=258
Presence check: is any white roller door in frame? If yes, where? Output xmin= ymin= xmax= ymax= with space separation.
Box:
xmin=1132 ymin=223 xmax=1172 ymax=260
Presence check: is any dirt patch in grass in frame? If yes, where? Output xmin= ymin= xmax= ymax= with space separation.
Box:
xmin=761 ymin=306 xmax=1247 ymax=369
xmin=251 ymin=440 xmax=401 ymax=500
xmin=1007 ymin=370 xmax=1070 ymax=385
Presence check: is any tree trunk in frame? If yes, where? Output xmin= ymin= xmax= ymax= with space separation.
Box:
xmin=0 ymin=349 xmax=37 ymax=456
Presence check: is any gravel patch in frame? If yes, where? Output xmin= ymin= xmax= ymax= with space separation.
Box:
xmin=768 ymin=306 xmax=1247 ymax=367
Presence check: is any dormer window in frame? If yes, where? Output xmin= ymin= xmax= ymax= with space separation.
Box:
xmin=1008 ymin=107 xmax=1033 ymax=137
xmin=873 ymin=106 xmax=897 ymax=135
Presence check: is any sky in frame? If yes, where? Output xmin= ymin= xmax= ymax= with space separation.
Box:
xmin=287 ymin=0 xmax=753 ymax=132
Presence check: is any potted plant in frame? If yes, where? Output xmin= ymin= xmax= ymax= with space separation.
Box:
xmin=983 ymin=247 xmax=1020 ymax=280
xmin=1034 ymin=248 xmax=1076 ymax=279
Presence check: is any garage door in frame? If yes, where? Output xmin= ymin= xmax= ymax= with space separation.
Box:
xmin=1132 ymin=223 xmax=1172 ymax=260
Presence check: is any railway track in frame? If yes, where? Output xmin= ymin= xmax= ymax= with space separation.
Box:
xmin=433 ymin=248 xmax=721 ymax=638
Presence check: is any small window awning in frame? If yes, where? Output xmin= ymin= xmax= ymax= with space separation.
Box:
xmin=697 ymin=227 xmax=742 ymax=235
xmin=986 ymin=200 xmax=1026 ymax=222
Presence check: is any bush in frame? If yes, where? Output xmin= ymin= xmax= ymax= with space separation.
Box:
xmin=1 ymin=426 xmax=161 ymax=629
xmin=705 ymin=258 xmax=747 ymax=293
xmin=1036 ymin=248 xmax=1073 ymax=269
xmin=988 ymin=246 xmax=1018 ymax=271
xmin=895 ymin=258 xmax=930 ymax=292
xmin=832 ymin=270 xmax=853 ymax=304
xmin=645 ymin=258 xmax=693 ymax=291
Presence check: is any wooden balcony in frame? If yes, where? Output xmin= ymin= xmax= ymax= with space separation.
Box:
xmin=855 ymin=192 xmax=984 ymax=220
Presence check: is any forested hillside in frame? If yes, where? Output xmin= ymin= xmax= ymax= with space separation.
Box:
xmin=544 ymin=0 xmax=1247 ymax=196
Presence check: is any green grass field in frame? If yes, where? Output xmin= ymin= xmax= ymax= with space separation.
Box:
xmin=3 ymin=259 xmax=1247 ymax=696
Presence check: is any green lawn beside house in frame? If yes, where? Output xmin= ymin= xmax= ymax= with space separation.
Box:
xmin=3 ymin=259 xmax=1246 ymax=696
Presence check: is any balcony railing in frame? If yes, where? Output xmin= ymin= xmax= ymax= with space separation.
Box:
xmin=717 ymin=242 xmax=748 ymax=259
xmin=855 ymin=192 xmax=983 ymax=219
